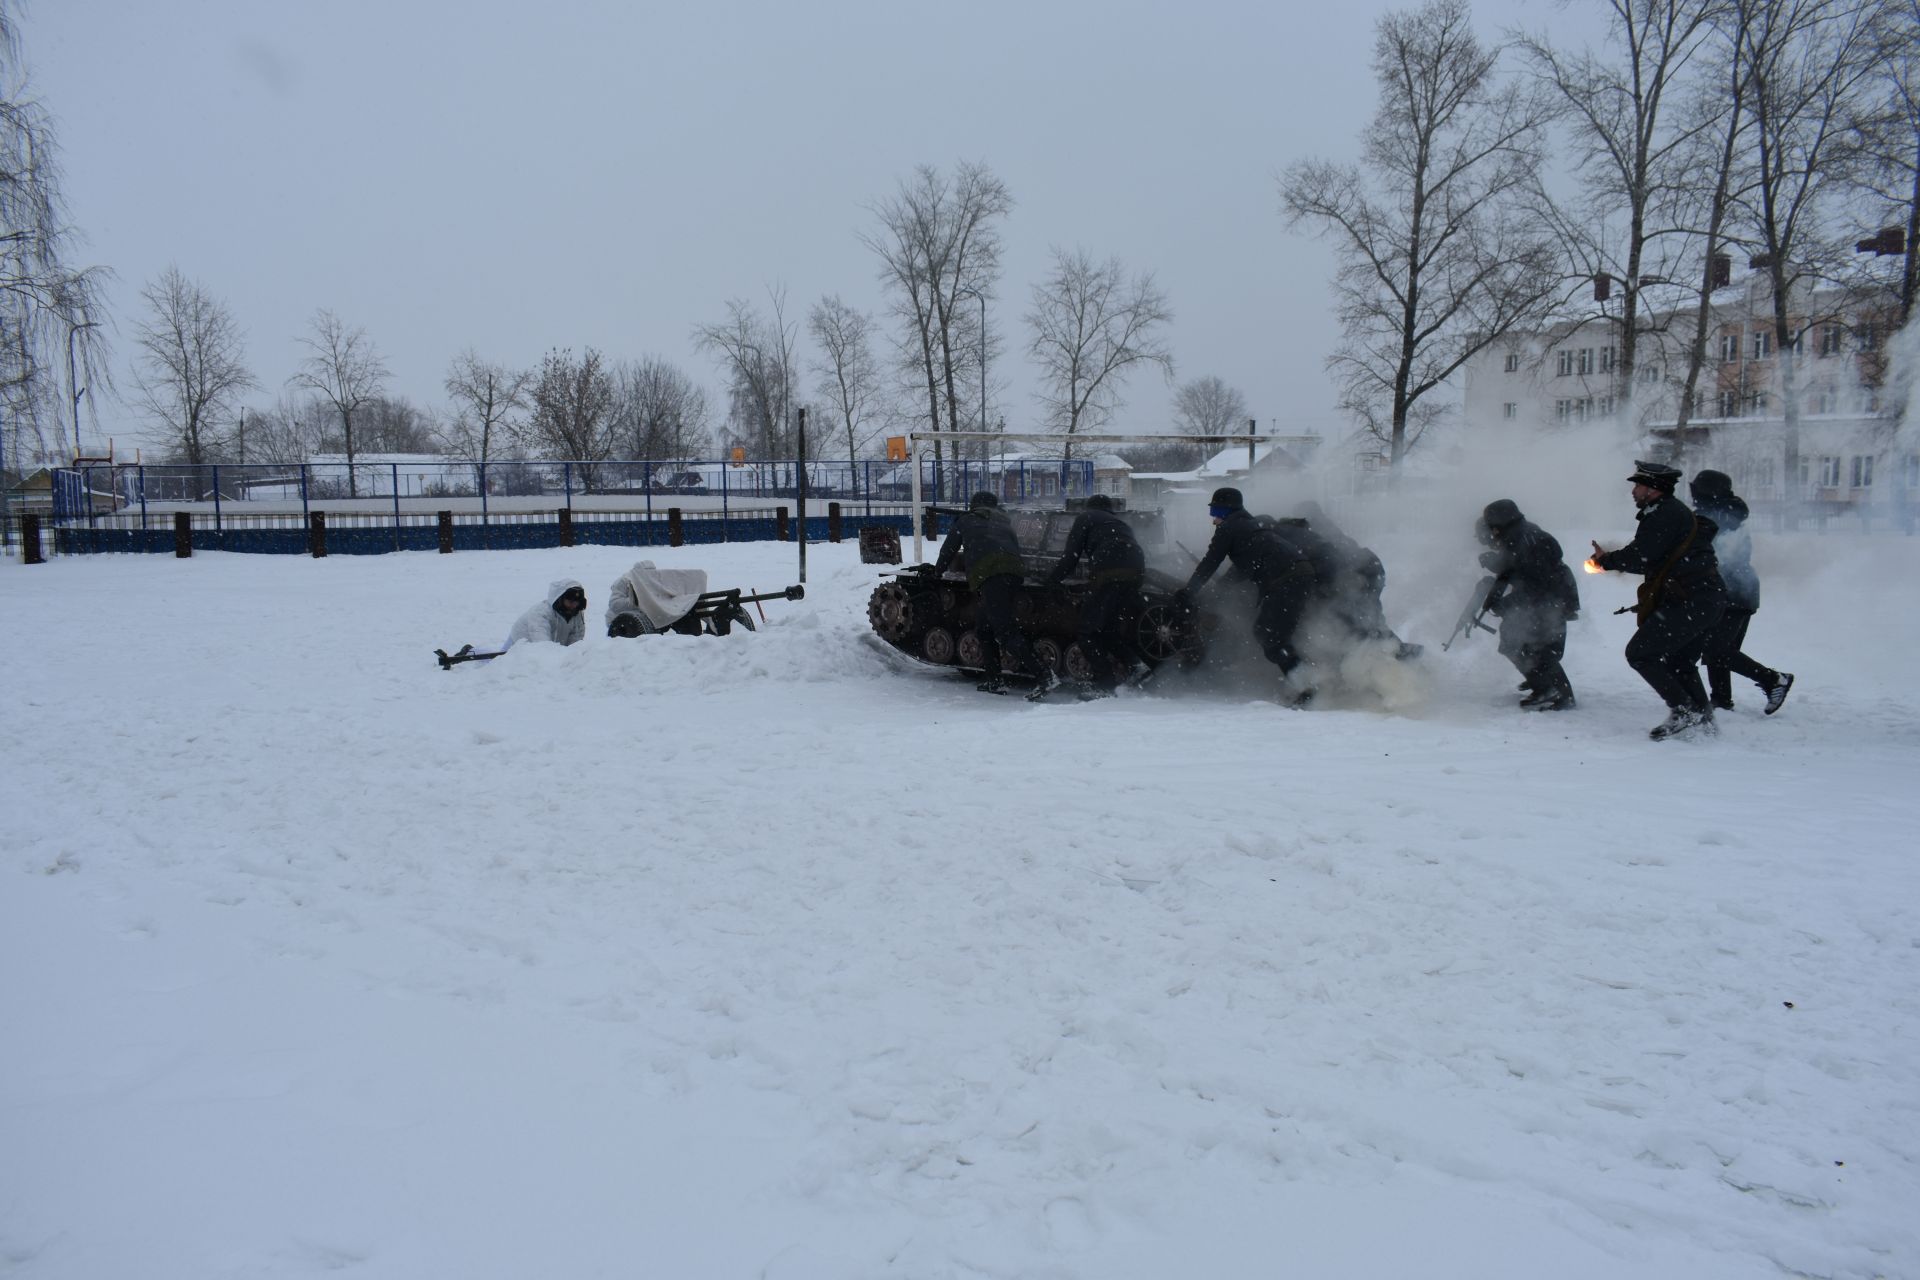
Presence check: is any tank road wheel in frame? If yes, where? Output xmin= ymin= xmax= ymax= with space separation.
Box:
xmin=1032 ymin=637 xmax=1065 ymax=675
xmin=956 ymin=630 xmax=987 ymax=670
xmin=921 ymin=627 xmax=957 ymax=665
xmin=868 ymin=582 xmax=918 ymax=642
xmin=1062 ymin=642 xmax=1096 ymax=685
xmin=1135 ymin=601 xmax=1191 ymax=664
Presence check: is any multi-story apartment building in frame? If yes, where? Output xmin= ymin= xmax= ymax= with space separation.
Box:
xmin=1464 ymin=273 xmax=1910 ymax=521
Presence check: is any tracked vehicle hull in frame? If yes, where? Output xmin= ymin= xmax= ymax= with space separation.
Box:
xmin=865 ymin=506 xmax=1214 ymax=682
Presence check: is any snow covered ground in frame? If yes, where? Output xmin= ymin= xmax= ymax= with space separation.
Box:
xmin=3 ymin=527 xmax=1916 ymax=1279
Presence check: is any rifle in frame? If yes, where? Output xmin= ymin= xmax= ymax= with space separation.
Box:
xmin=435 ymin=643 xmax=503 ymax=670
xmin=1441 ymin=575 xmax=1503 ymax=651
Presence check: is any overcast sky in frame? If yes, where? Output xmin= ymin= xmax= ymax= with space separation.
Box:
xmin=24 ymin=0 xmax=1606 ymax=456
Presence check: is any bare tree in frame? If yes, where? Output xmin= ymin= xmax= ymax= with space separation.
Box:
xmin=290 ymin=309 xmax=390 ymax=496
xmin=609 ymin=355 xmax=711 ymax=462
xmin=1734 ymin=0 xmax=1892 ymax=507
xmin=1026 ymin=246 xmax=1175 ymax=450
xmin=1518 ymin=0 xmax=1720 ymax=423
xmin=440 ymin=348 xmax=530 ymax=463
xmin=129 ymin=267 xmax=255 ymax=466
xmin=0 ymin=2 xmax=110 ymax=470
xmin=524 ymin=347 xmax=615 ymax=483
xmin=861 ymin=161 xmax=1012 ymax=484
xmin=1855 ymin=0 xmax=1918 ymax=322
xmin=808 ymin=294 xmax=884 ymax=470
xmin=693 ymin=289 xmax=798 ymax=459
xmin=354 ymin=395 xmax=435 ymax=454
xmin=238 ymin=392 xmax=327 ymax=467
xmin=1669 ymin=5 xmax=1758 ymax=449
xmin=1173 ymin=375 xmax=1252 ymax=437
xmin=1281 ymin=0 xmax=1558 ymax=465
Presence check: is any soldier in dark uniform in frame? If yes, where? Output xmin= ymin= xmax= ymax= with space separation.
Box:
xmin=1689 ymin=469 xmax=1793 ymax=715
xmin=1590 ymin=461 xmax=1728 ymax=739
xmin=1282 ymin=502 xmax=1420 ymax=660
xmin=934 ymin=491 xmax=1060 ymax=700
xmin=1475 ymin=498 xmax=1579 ymax=711
xmin=1041 ymin=494 xmax=1147 ymax=699
xmin=1180 ymin=487 xmax=1316 ymax=701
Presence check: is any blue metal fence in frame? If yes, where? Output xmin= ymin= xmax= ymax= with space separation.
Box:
xmin=41 ymin=456 xmax=1100 ymax=556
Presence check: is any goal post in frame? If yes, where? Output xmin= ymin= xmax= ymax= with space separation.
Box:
xmin=903 ymin=429 xmax=1281 ymax=562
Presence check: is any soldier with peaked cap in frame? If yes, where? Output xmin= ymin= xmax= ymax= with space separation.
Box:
xmin=1590 ymin=460 xmax=1728 ymax=740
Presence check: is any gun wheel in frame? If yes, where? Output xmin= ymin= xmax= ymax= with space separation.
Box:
xmin=1136 ymin=602 xmax=1189 ymax=662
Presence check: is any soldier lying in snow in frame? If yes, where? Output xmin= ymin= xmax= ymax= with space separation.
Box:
xmin=504 ymin=579 xmax=589 ymax=648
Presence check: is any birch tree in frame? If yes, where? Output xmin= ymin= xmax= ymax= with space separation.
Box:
xmin=1025 ymin=246 xmax=1174 ymax=449
xmin=290 ymin=309 xmax=389 ymax=496
xmin=808 ymin=294 xmax=884 ymax=470
xmin=131 ymin=267 xmax=256 ymax=466
xmin=1281 ymin=0 xmax=1557 ymax=464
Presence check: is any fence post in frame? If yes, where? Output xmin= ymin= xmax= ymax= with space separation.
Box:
xmin=828 ymin=501 xmax=842 ymax=543
xmin=22 ymin=513 xmax=43 ymax=564
xmin=776 ymin=505 xmax=790 ymax=541
xmin=212 ymin=465 xmax=223 ymax=535
xmin=558 ymin=507 xmax=575 ymax=547
xmin=923 ymin=506 xmax=939 ymax=540
xmin=173 ymin=511 xmax=192 ymax=558
xmin=392 ymin=463 xmax=402 ymax=552
xmin=310 ymin=511 xmax=327 ymax=558
xmin=668 ymin=506 xmax=683 ymax=547
xmin=438 ymin=510 xmax=454 ymax=554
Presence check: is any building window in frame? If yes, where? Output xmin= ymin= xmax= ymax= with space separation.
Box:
xmin=1813 ymin=387 xmax=1836 ymax=414
xmin=1503 ymin=352 xmax=1520 ymax=373
xmin=1717 ymin=391 xmax=1739 ymax=417
xmin=1752 ymin=392 xmax=1769 ymax=415
xmin=1819 ymin=326 xmax=1842 ymax=356
xmin=1595 ymin=395 xmax=1614 ymax=417
xmin=1578 ymin=348 xmax=1595 ymax=375
xmin=1557 ymin=350 xmax=1575 ymax=377
xmin=1600 ymin=346 xmax=1616 ymax=373
xmin=1851 ymin=456 xmax=1873 ymax=488
xmin=1819 ymin=456 xmax=1843 ymax=488
xmin=1555 ymin=399 xmax=1572 ymax=420
xmin=1502 ymin=402 xmax=1518 ymax=420
xmin=1858 ymin=323 xmax=1880 ymax=352
xmin=1720 ymin=333 xmax=1741 ymax=363
xmin=1905 ymin=455 xmax=1920 ymax=490
xmin=1751 ymin=331 xmax=1771 ymax=360
xmin=1638 ymin=362 xmax=1659 ymax=383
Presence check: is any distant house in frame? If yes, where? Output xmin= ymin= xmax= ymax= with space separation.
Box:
xmin=1129 ymin=438 xmax=1319 ymax=504
xmin=6 ymin=467 xmax=121 ymax=516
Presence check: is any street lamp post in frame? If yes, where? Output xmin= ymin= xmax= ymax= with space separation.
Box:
xmin=66 ymin=320 xmax=99 ymax=459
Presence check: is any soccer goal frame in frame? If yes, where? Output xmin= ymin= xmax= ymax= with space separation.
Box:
xmin=902 ymin=429 xmax=1280 ymax=561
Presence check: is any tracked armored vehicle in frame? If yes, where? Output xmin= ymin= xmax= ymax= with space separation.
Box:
xmin=865 ymin=504 xmax=1215 ymax=683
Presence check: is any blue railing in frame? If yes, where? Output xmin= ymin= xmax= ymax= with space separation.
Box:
xmin=42 ymin=455 xmax=1102 ymax=555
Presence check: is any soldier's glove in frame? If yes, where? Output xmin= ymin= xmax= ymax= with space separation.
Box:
xmin=1477 ymin=550 xmax=1500 ymax=571
xmin=1172 ymin=588 xmax=1195 ymax=610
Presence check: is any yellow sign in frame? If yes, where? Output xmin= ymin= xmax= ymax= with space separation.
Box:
xmin=731 ymin=447 xmax=746 ymax=465
xmin=885 ymin=436 xmax=909 ymax=462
